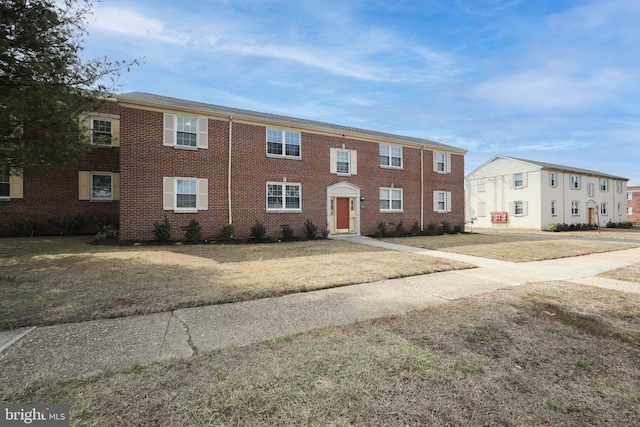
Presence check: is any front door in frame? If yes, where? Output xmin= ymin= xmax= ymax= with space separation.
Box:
xmin=336 ymin=197 xmax=350 ymax=231
xmin=588 ymin=207 xmax=595 ymax=225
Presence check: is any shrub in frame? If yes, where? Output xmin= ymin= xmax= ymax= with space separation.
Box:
xmin=153 ymin=216 xmax=171 ymax=242
xmin=375 ymin=221 xmax=388 ymax=237
xmin=395 ymin=220 xmax=405 ymax=236
xmin=8 ymin=220 xmax=43 ymax=237
xmin=95 ymin=224 xmax=119 ymax=240
xmin=442 ymin=222 xmax=455 ymax=234
xmin=281 ymin=225 xmax=294 ymax=239
xmin=321 ymin=229 xmax=330 ymax=238
xmin=426 ymin=222 xmax=437 ymax=236
xmin=184 ymin=220 xmax=202 ymax=243
xmin=454 ymin=224 xmax=465 ymax=233
xmin=220 ymin=223 xmax=235 ymax=241
xmin=250 ymin=221 xmax=266 ymax=239
xmin=48 ymin=215 xmax=85 ymax=235
xmin=548 ymin=223 xmax=559 ymax=232
xmin=411 ymin=220 xmax=421 ymax=235
xmin=303 ymin=219 xmax=318 ymax=240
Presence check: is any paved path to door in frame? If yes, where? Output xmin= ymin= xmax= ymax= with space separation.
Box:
xmin=1 ymin=236 xmax=638 ymax=391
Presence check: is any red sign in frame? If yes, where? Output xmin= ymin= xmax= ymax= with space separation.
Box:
xmin=491 ymin=212 xmax=508 ymax=223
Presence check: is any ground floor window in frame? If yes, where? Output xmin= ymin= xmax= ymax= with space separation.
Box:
xmin=380 ymin=187 xmax=403 ymax=212
xmin=267 ymin=183 xmax=301 ymax=211
xmin=0 ymin=166 xmax=9 ymax=198
xmin=176 ymin=179 xmax=197 ymax=209
xmin=571 ymin=201 xmax=580 ymax=216
xmin=600 ymin=202 xmax=608 ymax=216
xmin=551 ymin=200 xmax=557 ymax=216
xmin=91 ymin=173 xmax=113 ymax=200
xmin=162 ymin=177 xmax=207 ymax=211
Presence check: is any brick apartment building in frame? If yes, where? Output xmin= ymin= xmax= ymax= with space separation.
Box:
xmin=1 ymin=92 xmax=467 ymax=240
xmin=628 ymin=186 xmax=640 ymax=223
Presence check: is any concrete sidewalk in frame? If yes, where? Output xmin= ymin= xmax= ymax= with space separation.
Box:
xmin=1 ymin=237 xmax=639 ymax=392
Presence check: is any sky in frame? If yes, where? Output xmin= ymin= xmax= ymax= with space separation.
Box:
xmin=81 ymin=0 xmax=640 ymax=184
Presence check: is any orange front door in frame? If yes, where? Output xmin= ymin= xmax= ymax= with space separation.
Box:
xmin=336 ymin=197 xmax=350 ymax=230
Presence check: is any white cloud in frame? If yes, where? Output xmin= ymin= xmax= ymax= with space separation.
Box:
xmin=88 ymin=5 xmax=189 ymax=45
xmin=471 ymin=68 xmax=627 ymax=110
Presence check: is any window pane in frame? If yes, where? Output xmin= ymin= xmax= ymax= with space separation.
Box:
xmin=267 ymin=184 xmax=282 ymax=208
xmin=380 ymin=199 xmax=390 ymax=210
xmin=285 ymin=143 xmax=300 ymax=157
xmin=92 ymin=174 xmax=112 ymax=199
xmin=391 ymin=190 xmax=401 ymax=200
xmin=267 ymin=130 xmax=283 ymax=143
xmin=177 ymin=194 xmax=197 ymax=208
xmin=380 ymin=189 xmax=389 ymax=199
xmin=391 ymin=157 xmax=401 ymax=167
xmin=92 ymin=120 xmax=112 ymax=145
xmin=380 ymin=155 xmax=390 ymax=166
xmin=267 ymin=141 xmax=283 ymax=155
xmin=391 ymin=147 xmax=402 ymax=157
xmin=177 ymin=117 xmax=197 ymax=133
xmin=0 ymin=183 xmax=9 ymax=197
xmin=176 ymin=179 xmax=197 ymax=208
xmin=392 ymin=199 xmax=402 ymax=210
xmin=379 ymin=145 xmax=389 ymax=156
xmin=337 ymin=151 xmax=349 ymax=173
xmin=285 ymin=185 xmax=300 ymax=209
xmin=177 ymin=132 xmax=197 ymax=147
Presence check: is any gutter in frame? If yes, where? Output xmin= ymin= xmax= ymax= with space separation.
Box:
xmin=228 ymin=116 xmax=233 ymax=225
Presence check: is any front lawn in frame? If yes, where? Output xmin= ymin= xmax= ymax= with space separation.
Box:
xmin=381 ymin=234 xmax=638 ymax=262
xmin=0 ymin=236 xmax=471 ymax=329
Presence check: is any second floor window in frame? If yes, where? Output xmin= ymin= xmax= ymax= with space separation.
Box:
xmin=514 ymin=173 xmax=523 ymax=188
xmin=600 ymin=179 xmax=608 ymax=192
xmin=380 ymin=145 xmax=402 ymax=168
xmin=267 ymin=129 xmax=301 ymax=158
xmin=570 ymin=175 xmax=580 ymax=189
xmin=176 ymin=117 xmax=197 ymax=147
xmin=92 ymin=119 xmax=112 ymax=146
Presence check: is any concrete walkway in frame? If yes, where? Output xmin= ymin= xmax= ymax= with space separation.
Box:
xmin=1 ymin=236 xmax=639 ymax=392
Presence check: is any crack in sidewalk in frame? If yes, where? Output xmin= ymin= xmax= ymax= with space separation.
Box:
xmin=161 ymin=312 xmax=199 ymax=357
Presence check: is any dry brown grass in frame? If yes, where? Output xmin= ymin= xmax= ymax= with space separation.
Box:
xmin=383 ymin=233 xmax=638 ymax=262
xmin=0 ymin=236 xmax=470 ymax=329
xmin=3 ymin=282 xmax=639 ymax=426
xmin=600 ymin=263 xmax=640 ymax=284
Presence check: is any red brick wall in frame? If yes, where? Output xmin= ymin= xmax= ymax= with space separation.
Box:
xmin=0 ymin=103 xmax=121 ymax=236
xmin=628 ymin=186 xmax=640 ymax=223
xmin=119 ymin=111 xmax=465 ymax=240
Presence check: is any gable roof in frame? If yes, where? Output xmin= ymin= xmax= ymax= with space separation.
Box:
xmin=116 ymin=92 xmax=466 ymax=154
xmin=468 ymin=155 xmax=628 ymax=181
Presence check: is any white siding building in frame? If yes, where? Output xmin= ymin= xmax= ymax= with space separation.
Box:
xmin=466 ymin=156 xmax=628 ymax=230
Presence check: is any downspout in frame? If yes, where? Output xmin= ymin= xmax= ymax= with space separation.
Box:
xmin=228 ymin=116 xmax=233 ymax=225
xmin=421 ymin=146 xmax=424 ymax=231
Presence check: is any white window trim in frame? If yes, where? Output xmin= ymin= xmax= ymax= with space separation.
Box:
xmin=433 ymin=152 xmax=451 ymax=174
xmin=570 ymin=175 xmax=580 ymax=190
xmin=79 ymin=171 xmax=119 ymax=202
xmin=163 ymin=177 xmax=208 ymax=212
xmin=380 ymin=187 xmax=403 ymax=212
xmin=266 ymin=182 xmax=302 ymax=212
xmin=600 ymin=179 xmax=609 ymax=192
xmin=600 ymin=202 xmax=608 ymax=216
xmin=163 ymin=113 xmax=208 ymax=150
xmin=91 ymin=172 xmax=115 ymax=201
xmin=330 ymin=148 xmax=357 ymax=176
xmin=571 ymin=201 xmax=580 ymax=216
xmin=433 ymin=191 xmax=452 ymax=213
xmin=587 ymin=182 xmax=595 ymax=197
xmin=513 ymin=200 xmax=528 ymax=216
xmin=549 ymin=172 xmax=557 ymax=188
xmin=379 ymin=144 xmax=403 ymax=169
xmin=266 ymin=128 xmax=301 ymax=159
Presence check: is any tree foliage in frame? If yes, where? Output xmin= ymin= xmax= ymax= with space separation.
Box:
xmin=0 ymin=0 xmax=136 ymax=176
